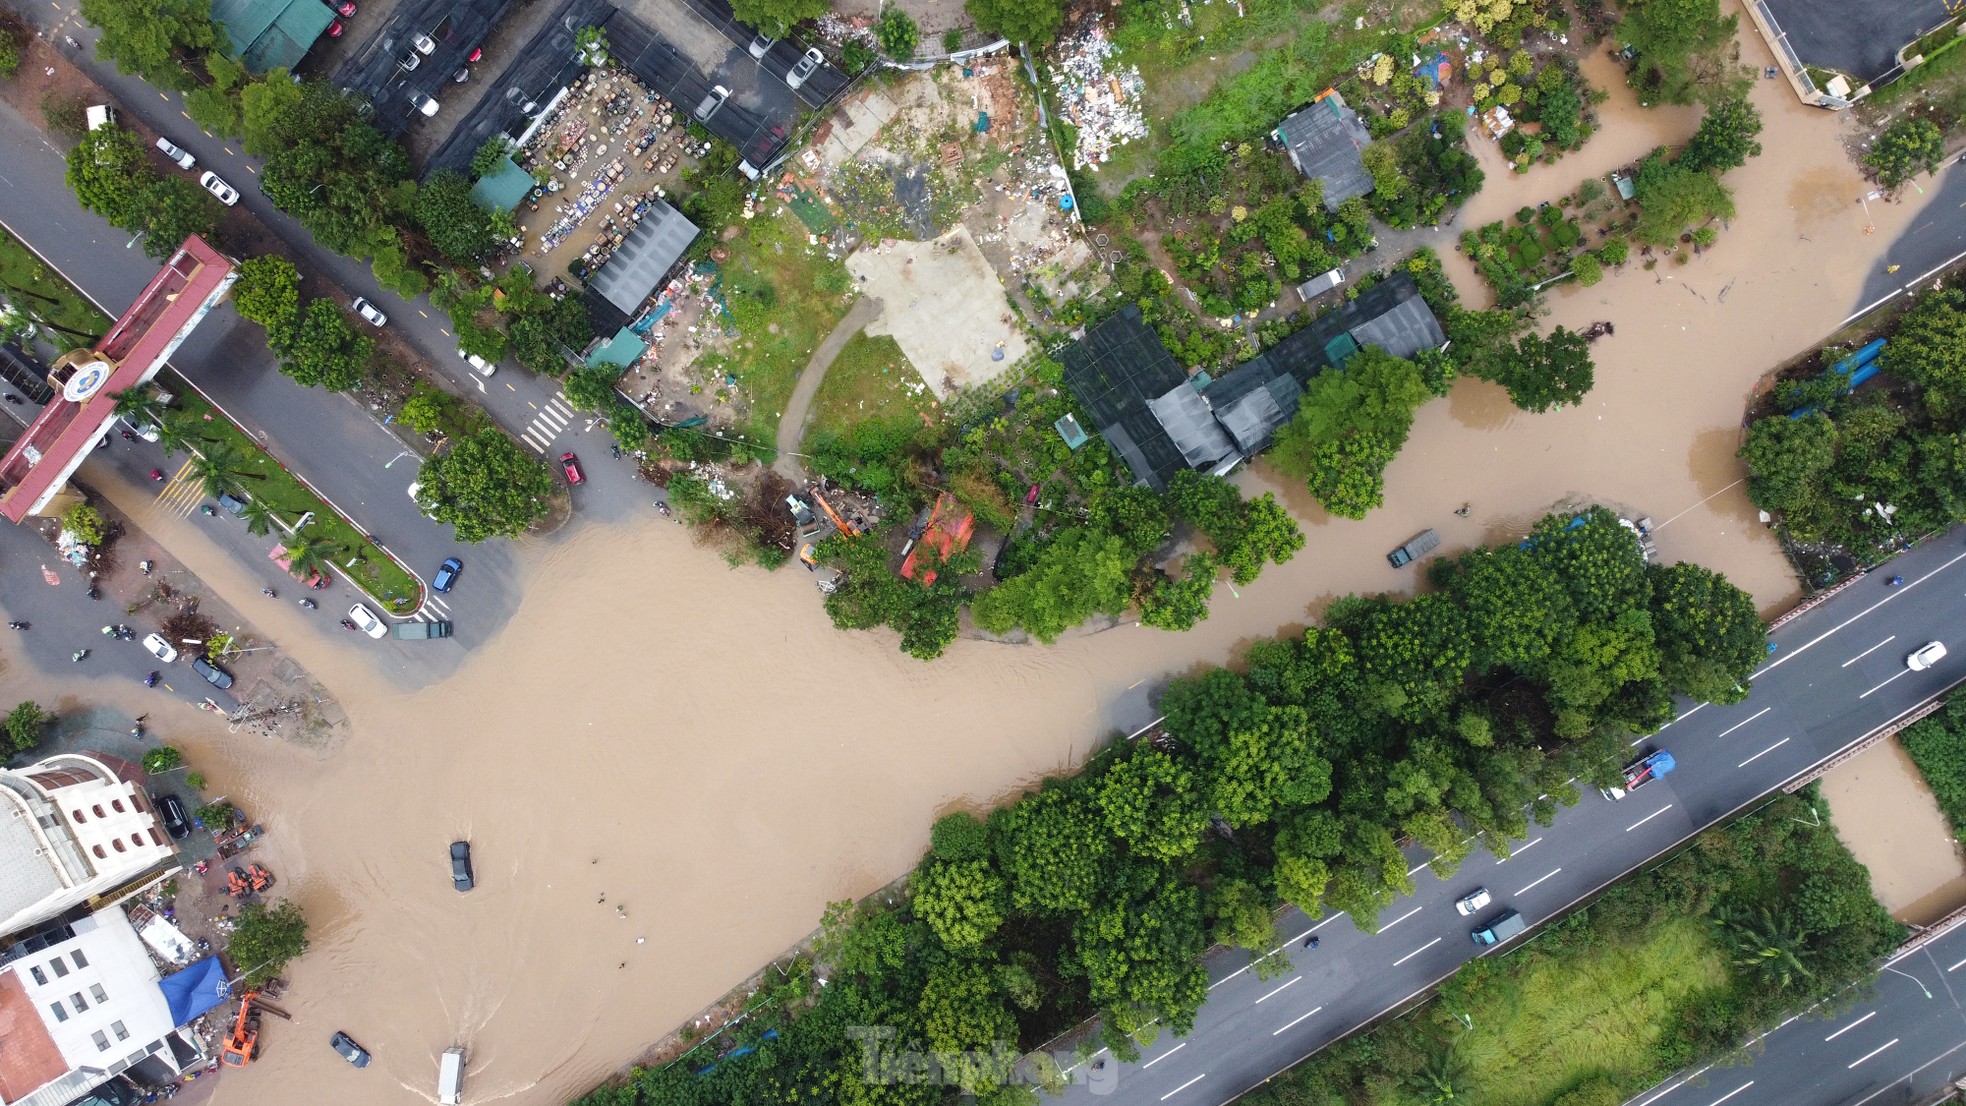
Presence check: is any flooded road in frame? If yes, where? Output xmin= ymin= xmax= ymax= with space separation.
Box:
xmin=0 ymin=25 xmax=1955 ymax=1106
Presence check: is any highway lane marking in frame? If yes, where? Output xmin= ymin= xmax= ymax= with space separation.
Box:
xmin=1714 ymin=707 xmax=1771 ymax=741
xmin=1842 ymin=636 xmax=1896 ymax=666
xmin=1143 ymin=1043 xmax=1185 ymax=1068
xmin=1495 ymin=836 xmax=1541 ymax=863
xmin=1846 ymin=1038 xmax=1899 ymax=1068
xmin=1859 ymin=670 xmax=1910 ymax=699
xmin=1704 ymin=1083 xmax=1753 ymax=1106
xmin=1381 ymin=906 xmax=1423 ymax=930
xmin=1949 ymin=954 xmax=1966 ymax=972
xmin=1515 ymin=868 xmax=1561 ymax=895
xmin=1737 ymin=737 xmax=1790 ymax=768
xmin=1209 ymin=913 xmax=1347 ymax=991
xmin=1626 ymin=805 xmax=1674 ymax=832
xmin=1407 ymin=858 xmax=1430 ymax=875
xmin=1160 ymin=1073 xmax=1204 ymax=1100
xmin=1824 ymin=1010 xmax=1876 ymax=1041
xmin=1254 ymin=978 xmax=1300 ymax=1004
xmin=1756 ymin=546 xmax=1966 ymax=678
xmin=1849 ymin=1040 xmax=1966 ymax=1106
xmin=1393 ymin=937 xmax=1442 ymax=967
xmin=1272 ymin=1006 xmax=1323 ymax=1035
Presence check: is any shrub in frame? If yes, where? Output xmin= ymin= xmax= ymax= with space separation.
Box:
xmin=930 ymin=812 xmax=990 ymax=860
xmin=1570 ymin=252 xmax=1602 ymax=286
xmin=4 ymin=701 xmax=52 ymax=753
xmin=141 ymin=746 xmax=184 ymax=774
xmin=876 ymin=8 xmax=918 ymax=59
xmin=59 ymin=503 xmax=106 ymax=545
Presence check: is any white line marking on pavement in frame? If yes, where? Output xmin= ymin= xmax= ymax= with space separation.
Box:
xmin=1715 ymin=707 xmax=1771 ymax=740
xmin=1824 ymin=1011 xmax=1876 ymax=1041
xmin=1496 ymin=837 xmax=1541 ymax=863
xmin=1626 ymin=805 xmax=1674 ymax=833
xmin=1737 ymin=737 xmax=1790 ymax=768
xmin=1393 ymin=937 xmax=1442 ymax=967
xmin=1758 ymin=548 xmax=1966 ymax=677
xmin=1161 ymin=1073 xmax=1204 ymax=1100
xmin=1860 ymin=670 xmax=1910 ymax=699
xmin=1144 ymin=1043 xmax=1185 ymax=1068
xmin=1847 ymin=1038 xmax=1899 ymax=1068
xmin=1210 ymin=914 xmax=1348 ymax=991
xmin=1516 ymin=868 xmax=1561 ymax=895
xmin=1842 ymin=636 xmax=1895 ymax=667
xmin=1407 ymin=858 xmax=1430 ymax=876
xmin=1381 ymin=906 xmax=1422 ymax=931
xmin=1850 ymin=1041 xmax=1966 ymax=1106
xmin=1254 ymin=978 xmax=1300 ymax=1004
xmin=1950 ymin=954 xmax=1966 ymax=972
xmin=1272 ymin=1006 xmax=1323 ymax=1036
xmin=1705 ymin=1082 xmax=1754 ymax=1106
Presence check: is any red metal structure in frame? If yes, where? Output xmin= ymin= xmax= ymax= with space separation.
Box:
xmin=0 ymin=236 xmax=237 ymax=523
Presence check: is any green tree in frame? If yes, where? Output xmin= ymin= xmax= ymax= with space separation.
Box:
xmin=1680 ymin=93 xmax=1763 ymax=173
xmin=929 ymin=812 xmax=990 ymax=860
xmin=1881 ymin=290 xmax=1966 ymax=416
xmin=238 ymin=74 xmax=307 ymax=158
xmin=970 ymin=528 xmax=1133 ymax=643
xmin=470 ymin=136 xmax=515 ymax=179
xmin=65 ymin=125 xmax=151 ymax=229
xmin=1570 ymin=252 xmax=1603 ymax=287
xmin=111 ymin=384 xmax=167 ymax=432
xmin=4 ymin=701 xmax=53 ymax=753
xmin=1195 ymin=699 xmax=1333 ymax=828
xmin=237 ymin=496 xmax=280 ymax=538
xmin=1166 ymin=470 xmax=1247 ymax=552
xmin=912 ymin=858 xmax=1007 ymax=950
xmin=274 ymin=299 xmax=372 ymax=391
xmin=1483 ymin=327 xmax=1596 ymax=412
xmin=140 ymin=746 xmax=183 ymax=774
xmin=59 ymin=503 xmax=106 ymax=545
xmin=1737 ymin=412 xmax=1838 ymax=530
xmin=1864 ymin=118 xmax=1944 ymax=189
xmin=1073 ymin=866 xmax=1210 ymax=1032
xmin=1648 ymin=561 xmax=1765 ymax=703
xmin=79 ymin=0 xmax=216 ymax=91
xmin=1094 ymin=746 xmax=1208 ymax=862
xmin=186 ymin=442 xmax=259 ymax=500
xmin=917 ymin=960 xmax=1018 ymax=1092
xmin=138 ymin=176 xmax=220 ymax=259
xmin=730 ymin=0 xmax=829 ymax=37
xmin=184 ymin=51 xmax=246 ymax=136
xmin=398 ymin=386 xmax=448 ymax=436
xmin=231 ymin=256 xmax=302 ymax=333
xmin=1207 ymin=878 xmax=1280 ymax=954
xmin=1300 ymin=433 xmax=1398 ymax=519
xmin=1615 ymin=0 xmax=1741 ymax=105
xmin=1715 ymin=904 xmax=1814 ymax=993
xmin=277 ymin=526 xmax=341 ymax=583
xmin=417 ymin=429 xmax=557 ymax=542
xmin=1632 ymin=152 xmax=1736 ymax=246
xmin=226 ymin=900 xmax=308 ymax=985
xmin=415 ymin=171 xmax=499 ymax=264
xmin=964 ymin=0 xmax=1066 ymax=45
xmin=1139 ymin=553 xmax=1217 ymax=632
xmin=1447 ymin=544 xmax=1573 ymax=676
xmin=876 ymin=7 xmax=918 ymax=59
xmin=1226 ymin=493 xmax=1304 ymax=584
xmin=990 ymin=784 xmax=1110 ymax=915
xmin=563 ymin=367 xmax=623 ymax=412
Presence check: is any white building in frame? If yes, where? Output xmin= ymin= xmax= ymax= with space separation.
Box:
xmin=0 ymin=907 xmax=203 ymax=1106
xmin=0 ymin=753 xmax=178 ymax=936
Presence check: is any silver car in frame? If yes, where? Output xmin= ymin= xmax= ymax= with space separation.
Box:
xmin=788 ymin=47 xmax=824 ymax=90
xmin=347 ymin=603 xmax=389 ymax=639
xmin=154 ymin=137 xmax=196 ymax=170
xmin=1454 ymin=888 xmax=1492 ymax=916
xmin=1908 ymin=641 xmax=1947 ymax=671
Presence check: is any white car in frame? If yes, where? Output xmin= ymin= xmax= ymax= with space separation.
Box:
xmin=1908 ymin=641 xmax=1948 ymax=671
xmin=410 ymin=91 xmax=440 ymax=117
xmin=347 ymin=603 xmax=389 ymax=639
xmin=351 ymin=297 xmax=387 ymax=327
xmin=122 ymin=417 xmax=160 ymax=443
xmin=459 ymin=350 xmax=495 ymax=377
xmin=199 ymin=171 xmax=239 ymax=206
xmin=411 ymin=32 xmax=436 ymax=54
xmin=142 ymin=633 xmax=178 ymax=664
xmin=787 ymin=47 xmax=824 ymax=90
xmin=1454 ymin=888 xmax=1492 ymax=916
xmin=747 ymin=33 xmax=774 ymax=60
xmin=154 ymin=137 xmax=196 ymax=170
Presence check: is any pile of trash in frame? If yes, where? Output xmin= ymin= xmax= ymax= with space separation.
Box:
xmin=1050 ymin=18 xmax=1147 ymax=171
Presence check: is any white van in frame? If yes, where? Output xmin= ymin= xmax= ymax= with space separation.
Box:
xmin=438 ymin=1046 xmax=465 ymax=1104
xmin=85 ymin=105 xmax=117 ymax=131
xmin=459 ymin=349 xmax=495 ymax=377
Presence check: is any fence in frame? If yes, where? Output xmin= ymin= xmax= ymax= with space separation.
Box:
xmin=1740 ymin=0 xmax=1849 ymax=107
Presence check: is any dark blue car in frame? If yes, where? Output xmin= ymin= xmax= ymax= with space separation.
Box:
xmin=432 ymin=557 xmax=461 ymax=593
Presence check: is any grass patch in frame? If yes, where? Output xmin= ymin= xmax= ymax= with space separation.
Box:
xmin=808 ymin=331 xmax=935 ymax=438
xmin=161 ymin=370 xmax=423 ymax=614
xmin=0 ymin=227 xmax=113 ymax=351
xmin=1901 ymin=698 xmax=1966 ymax=842
xmin=695 ymin=210 xmax=853 ymax=449
xmin=1867 ymin=41 xmax=1966 ymax=112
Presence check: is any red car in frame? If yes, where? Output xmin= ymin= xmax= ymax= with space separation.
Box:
xmin=559 ymin=452 xmax=585 ymax=485
xmin=333 ymin=0 xmax=356 ymax=15
xmin=327 ymin=19 xmax=343 ymax=37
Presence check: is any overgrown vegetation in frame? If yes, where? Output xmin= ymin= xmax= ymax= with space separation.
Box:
xmin=1242 ymin=789 xmax=1902 ymax=1106
xmin=1903 ymin=699 xmax=1966 ymax=843
xmin=63 ymin=126 xmax=221 ymax=261
xmin=572 ymin=509 xmax=1768 ymax=1106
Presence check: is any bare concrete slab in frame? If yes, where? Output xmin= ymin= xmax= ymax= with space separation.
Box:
xmin=846 ymin=226 xmax=1027 ymax=399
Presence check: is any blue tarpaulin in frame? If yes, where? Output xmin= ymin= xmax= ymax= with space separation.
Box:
xmin=159 ymin=957 xmax=233 ymax=1027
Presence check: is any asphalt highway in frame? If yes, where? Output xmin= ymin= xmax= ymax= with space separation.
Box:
xmin=1632 ymin=921 xmax=1966 ymax=1106
xmin=1056 ymin=532 xmax=1966 ymax=1106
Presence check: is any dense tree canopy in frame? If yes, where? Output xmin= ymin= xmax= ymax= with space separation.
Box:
xmin=65 ymin=126 xmax=149 ymax=228
xmin=231 ymin=257 xmax=302 ymax=332
xmin=1865 ymin=118 xmax=1945 ymax=189
xmin=416 ymin=429 xmax=556 ymax=542
xmin=1270 ymin=346 xmax=1432 ymax=518
xmin=1614 ymin=0 xmax=1741 ymax=105
xmin=965 ymin=0 xmax=1067 ymax=46
xmin=80 ymin=0 xmax=216 ymax=91
xmin=272 ymin=298 xmax=372 ymax=391
xmin=1631 ymin=149 xmax=1736 ymax=245
xmin=1680 ymin=94 xmax=1763 ymax=174
xmin=729 ymin=0 xmax=828 ymax=37
xmin=415 ymin=170 xmax=500 ymax=264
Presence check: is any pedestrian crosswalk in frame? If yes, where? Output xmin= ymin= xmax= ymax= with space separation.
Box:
xmin=520 ymin=392 xmax=576 ymax=454
xmin=411 ymin=593 xmax=452 ymax=622
xmin=152 ymin=459 xmax=205 ymax=519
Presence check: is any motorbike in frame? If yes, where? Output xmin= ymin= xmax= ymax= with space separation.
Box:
xmin=260 ymin=587 xmax=277 ymax=599
xmin=199 ymin=505 xmax=215 ymax=516
xmin=148 ymin=468 xmax=164 ymax=482
xmin=86 ymin=586 xmax=101 ymax=600
xmin=100 ymin=625 xmax=115 ymax=637
xmin=119 ymin=429 xmax=135 ymax=442
xmin=139 ymin=560 xmax=153 ymax=576
xmin=144 ymin=672 xmax=158 ymax=687
xmin=1304 ymin=934 xmax=1321 ymax=949
xmin=654 ymin=500 xmax=671 ymax=517
xmin=298 ymin=598 xmax=317 ymax=610
xmin=70 ymin=649 xmax=89 ymax=662
xmin=131 ymin=724 xmax=144 ymax=738
xmin=1888 ymin=575 xmax=1904 ymax=587
xmin=6 ymin=621 xmax=25 ymax=630
xmin=338 ymin=618 xmax=358 ymax=631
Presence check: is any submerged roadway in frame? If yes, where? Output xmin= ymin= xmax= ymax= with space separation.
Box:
xmin=1059 ymin=531 xmax=1966 ymax=1106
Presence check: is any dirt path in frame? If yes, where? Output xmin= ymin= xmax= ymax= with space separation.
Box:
xmin=771 ymin=295 xmax=886 ymax=482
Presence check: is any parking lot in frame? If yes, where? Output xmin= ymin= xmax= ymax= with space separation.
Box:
xmin=1759 ymin=0 xmax=1957 ymax=82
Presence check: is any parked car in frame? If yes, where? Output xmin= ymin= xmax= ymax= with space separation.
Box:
xmin=432 ymin=557 xmax=461 ymax=593
xmin=122 ymin=416 xmax=160 ymax=442
xmin=787 ymin=47 xmax=824 ymax=90
xmin=410 ymin=91 xmax=440 ymax=117
xmin=190 ymin=657 xmax=234 ymax=690
xmin=459 ymin=349 xmax=494 ymax=376
xmin=347 ymin=603 xmax=389 ymax=639
xmin=693 ymin=85 xmax=731 ymax=122
xmin=329 ymin=1031 xmax=372 ymax=1068
xmin=411 ymin=32 xmax=436 ymax=54
xmin=157 ymin=794 xmax=191 ymax=840
xmin=332 ymin=0 xmax=356 ymax=15
xmin=1453 ymin=888 xmax=1491 ymax=916
xmin=154 ymin=137 xmax=196 ymax=171
xmin=327 ymin=19 xmax=343 ymax=37
xmin=351 ymin=297 xmax=386 ymax=327
xmin=450 ymin=841 xmax=474 ymax=892
xmin=1908 ymin=640 xmax=1948 ymax=671
xmin=398 ymin=51 xmax=420 ymax=72
xmin=142 ymin=633 xmax=179 ymax=664
xmin=198 ymin=171 xmax=240 ymax=206
xmin=452 ymin=65 xmax=471 ymax=83
xmin=747 ymin=33 xmax=774 ymax=59
xmin=559 ymin=452 xmax=585 ymax=485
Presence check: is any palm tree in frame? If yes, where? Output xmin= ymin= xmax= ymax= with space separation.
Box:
xmin=1716 ymin=905 xmax=1815 ymax=992
xmin=280 ymin=527 xmax=341 ymax=583
xmin=152 ymin=416 xmax=197 ymax=461
xmin=237 ymin=496 xmax=279 ymax=537
xmin=1401 ymin=1036 xmax=1473 ymax=1104
xmin=110 ymin=385 xmax=164 ymax=431
xmin=186 ymin=442 xmax=261 ymax=500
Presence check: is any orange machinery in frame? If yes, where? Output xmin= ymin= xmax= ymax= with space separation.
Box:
xmin=219 ymin=993 xmax=261 ymax=1067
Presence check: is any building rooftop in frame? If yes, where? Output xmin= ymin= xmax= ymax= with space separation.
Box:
xmin=0 ymin=971 xmax=68 ymax=1104
xmin=584 ymin=200 xmax=701 ymax=319
xmin=210 ymin=0 xmax=335 ymax=73
xmin=471 ymin=156 xmax=538 ymax=213
xmin=1276 ymin=92 xmax=1375 ymax=211
xmin=1059 ymin=306 xmax=1193 ymax=491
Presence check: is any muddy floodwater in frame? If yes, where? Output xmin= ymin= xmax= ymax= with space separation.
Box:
xmin=1820 ymin=740 xmax=1966 ymax=926
xmin=0 ymin=29 xmax=1953 ymax=1106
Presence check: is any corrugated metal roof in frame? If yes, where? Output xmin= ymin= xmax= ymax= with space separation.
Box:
xmin=1149 ymin=385 xmax=1237 ymax=470
xmin=1276 ymin=93 xmax=1376 ymax=211
xmin=1348 ymin=293 xmax=1447 ymax=361
xmin=586 ymin=200 xmax=701 ymax=317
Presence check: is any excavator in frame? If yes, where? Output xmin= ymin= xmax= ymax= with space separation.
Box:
xmin=219 ymin=993 xmax=262 ymax=1067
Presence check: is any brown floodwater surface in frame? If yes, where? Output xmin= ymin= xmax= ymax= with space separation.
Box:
xmin=0 ymin=32 xmax=1946 ymax=1106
